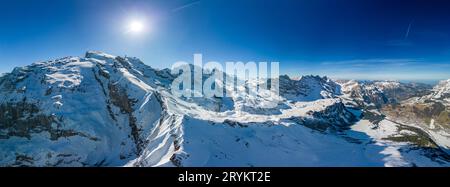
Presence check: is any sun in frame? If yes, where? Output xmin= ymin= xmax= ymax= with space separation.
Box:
xmin=123 ymin=15 xmax=154 ymax=38
xmin=127 ymin=20 xmax=145 ymax=34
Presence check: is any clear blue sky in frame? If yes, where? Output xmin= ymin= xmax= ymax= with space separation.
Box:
xmin=1 ymin=0 xmax=450 ymax=82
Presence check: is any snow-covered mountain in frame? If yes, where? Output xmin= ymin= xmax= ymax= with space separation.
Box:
xmin=338 ymin=80 xmax=389 ymax=108
xmin=1 ymin=51 xmax=449 ymax=167
xmin=337 ymin=80 xmax=431 ymax=108
xmin=420 ymin=79 xmax=450 ymax=104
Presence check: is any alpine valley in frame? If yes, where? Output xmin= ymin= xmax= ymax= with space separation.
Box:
xmin=1 ymin=51 xmax=449 ymax=167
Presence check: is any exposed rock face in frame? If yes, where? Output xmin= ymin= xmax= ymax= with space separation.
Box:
xmin=307 ymin=100 xmax=356 ymax=130
xmin=0 ymin=101 xmax=91 ymax=141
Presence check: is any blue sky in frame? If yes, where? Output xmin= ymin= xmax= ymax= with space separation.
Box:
xmin=1 ymin=0 xmax=450 ymax=82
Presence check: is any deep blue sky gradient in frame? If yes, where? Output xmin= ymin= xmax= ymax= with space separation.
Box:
xmin=1 ymin=0 xmax=450 ymax=82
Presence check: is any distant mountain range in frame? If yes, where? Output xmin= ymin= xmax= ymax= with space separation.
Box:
xmin=0 ymin=51 xmax=449 ymax=167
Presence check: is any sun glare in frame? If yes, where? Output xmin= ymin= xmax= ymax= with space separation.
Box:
xmin=129 ymin=21 xmax=144 ymax=33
